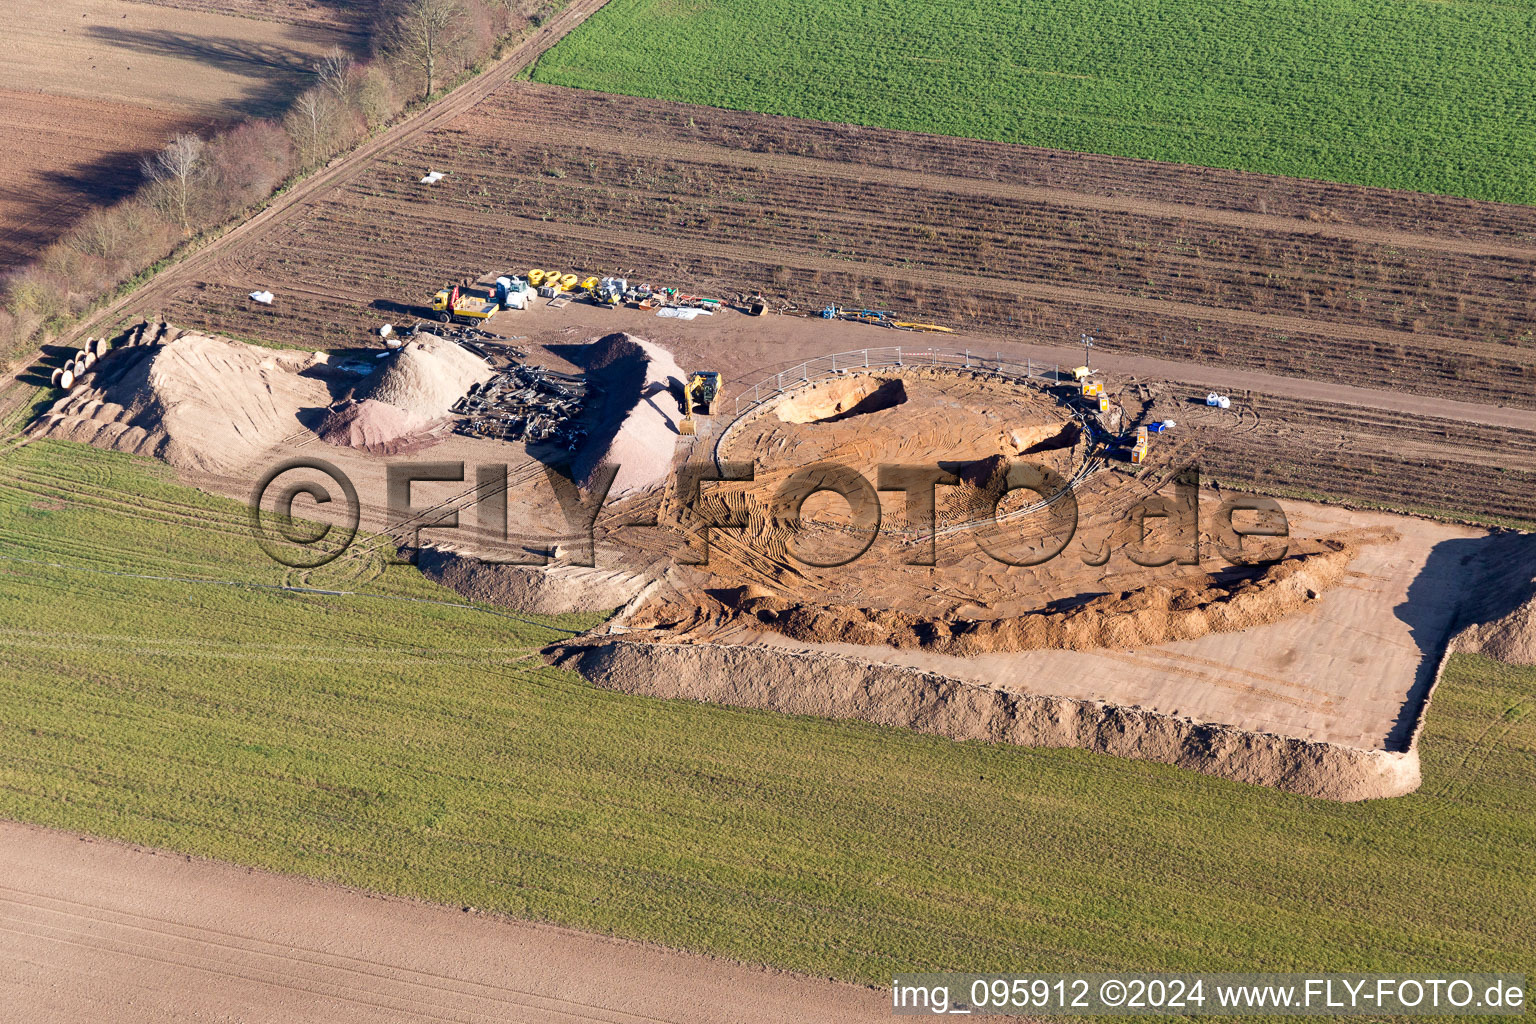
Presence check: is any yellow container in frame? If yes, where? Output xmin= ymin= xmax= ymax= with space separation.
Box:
xmin=1098 ymin=396 xmax=1110 ymax=413
xmin=1082 ymin=381 xmax=1103 ymax=397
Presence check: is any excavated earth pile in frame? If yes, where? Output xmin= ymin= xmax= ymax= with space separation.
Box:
xmin=549 ymin=638 xmax=1422 ymax=802
xmin=351 ymin=334 xmax=491 ymax=416
xmin=316 ymin=399 xmax=440 ymax=455
xmin=569 ymin=332 xmax=685 ymax=498
xmin=315 ymin=333 xmax=490 ymax=453
xmin=1450 ymin=532 xmax=1536 ymax=664
xmin=631 ymin=540 xmax=1354 ymax=655
xmin=29 ymin=331 xmax=331 ymax=473
xmin=418 ymin=545 xmax=653 ymax=615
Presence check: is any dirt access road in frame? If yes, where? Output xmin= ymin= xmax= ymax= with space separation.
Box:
xmin=0 ymin=820 xmax=890 ymax=1023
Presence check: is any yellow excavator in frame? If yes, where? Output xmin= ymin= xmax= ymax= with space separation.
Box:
xmin=677 ymin=371 xmax=723 ymax=436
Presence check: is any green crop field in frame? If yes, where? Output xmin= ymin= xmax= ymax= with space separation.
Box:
xmin=0 ymin=437 xmax=1533 ymax=993
xmin=531 ymin=0 xmax=1536 ymax=205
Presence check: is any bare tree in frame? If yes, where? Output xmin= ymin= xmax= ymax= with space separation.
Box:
xmin=314 ymin=46 xmax=353 ymax=103
xmin=285 ymin=89 xmax=341 ymax=168
xmin=387 ymin=0 xmax=468 ymax=99
xmin=140 ymin=133 xmax=208 ymax=232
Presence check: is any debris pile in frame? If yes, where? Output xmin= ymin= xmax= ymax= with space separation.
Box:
xmin=453 ymin=364 xmax=592 ymax=448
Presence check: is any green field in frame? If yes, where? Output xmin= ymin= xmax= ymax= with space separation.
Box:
xmin=531 ymin=0 xmax=1536 ymax=205
xmin=0 ymin=437 xmax=1533 ymax=994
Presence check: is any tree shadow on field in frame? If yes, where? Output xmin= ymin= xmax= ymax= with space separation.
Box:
xmin=83 ymin=27 xmax=330 ymax=118
xmin=0 ymin=144 xmax=189 ymax=266
xmin=1390 ymin=533 xmax=1536 ymax=749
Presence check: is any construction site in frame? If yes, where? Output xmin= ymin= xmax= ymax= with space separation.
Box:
xmin=11 ymin=32 xmax=1536 ymax=810
xmin=28 ymin=253 xmax=1536 ymax=802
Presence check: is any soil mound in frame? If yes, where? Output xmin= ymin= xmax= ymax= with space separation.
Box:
xmin=549 ymin=638 xmax=1421 ymax=802
xmin=634 ymin=541 xmax=1355 ymax=655
xmin=317 ymin=398 xmax=439 ymax=454
xmin=28 ymin=333 xmax=330 ymax=473
xmin=1456 ymin=601 xmax=1536 ymax=664
xmin=1446 ymin=532 xmax=1536 ymax=665
xmin=354 ymin=334 xmax=491 ymax=417
xmin=418 ymin=546 xmax=652 ymax=614
xmin=569 ymin=333 xmax=685 ymax=497
xmin=776 ymin=375 xmax=907 ymax=424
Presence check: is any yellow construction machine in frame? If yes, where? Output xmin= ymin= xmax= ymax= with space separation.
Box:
xmin=677 ymin=371 xmax=723 ymax=436
xmin=429 ymin=283 xmax=499 ymax=324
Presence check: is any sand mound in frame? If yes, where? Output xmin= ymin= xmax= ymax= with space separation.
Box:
xmin=1444 ymin=532 xmax=1536 ymax=665
xmin=354 ymin=334 xmax=491 ymax=417
xmin=1456 ymin=601 xmax=1536 ymax=664
xmin=28 ymin=333 xmax=330 ymax=473
xmin=418 ymin=546 xmax=652 ymax=614
xmin=632 ymin=540 xmax=1356 ymax=655
xmin=317 ymin=399 xmax=439 ymax=454
xmin=570 ymin=333 xmax=685 ymax=497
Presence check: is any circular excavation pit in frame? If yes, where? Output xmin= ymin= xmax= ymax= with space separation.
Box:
xmin=715 ymin=366 xmax=1089 ymax=542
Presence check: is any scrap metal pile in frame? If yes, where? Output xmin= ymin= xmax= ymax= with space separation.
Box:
xmin=452 ymin=363 xmax=592 ymax=448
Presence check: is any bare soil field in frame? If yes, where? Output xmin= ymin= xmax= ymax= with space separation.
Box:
xmin=0 ymin=0 xmax=355 ymax=266
xmin=0 ymin=819 xmax=888 ymax=1023
xmin=129 ymin=0 xmax=373 ymax=35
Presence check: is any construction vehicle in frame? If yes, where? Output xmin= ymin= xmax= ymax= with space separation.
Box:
xmin=430 ymin=284 xmax=499 ymax=324
xmin=590 ymin=276 xmax=626 ymax=306
xmin=494 ymin=275 xmax=535 ymax=310
xmin=677 ymin=370 xmax=723 ymax=435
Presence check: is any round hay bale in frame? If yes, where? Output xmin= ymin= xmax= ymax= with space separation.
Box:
xmin=83 ymin=352 xmax=97 ymax=370
xmin=50 ymin=368 xmax=63 ymax=387
xmin=59 ymin=369 xmax=75 ymax=390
